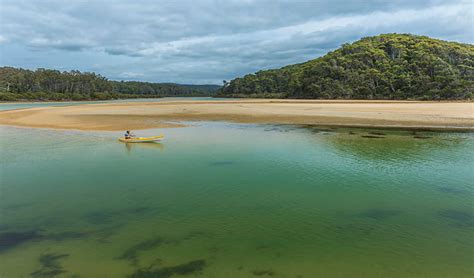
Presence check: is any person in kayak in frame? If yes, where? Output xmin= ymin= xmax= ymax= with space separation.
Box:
xmin=124 ymin=130 xmax=135 ymax=139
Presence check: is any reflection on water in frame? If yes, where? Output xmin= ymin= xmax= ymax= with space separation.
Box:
xmin=0 ymin=123 xmax=473 ymax=277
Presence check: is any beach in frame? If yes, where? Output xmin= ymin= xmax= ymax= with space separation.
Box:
xmin=0 ymin=99 xmax=473 ymax=131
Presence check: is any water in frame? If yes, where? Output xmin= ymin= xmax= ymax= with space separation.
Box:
xmin=0 ymin=123 xmax=473 ymax=277
xmin=0 ymin=97 xmax=230 ymax=111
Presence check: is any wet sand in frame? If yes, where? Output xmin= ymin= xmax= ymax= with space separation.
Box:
xmin=0 ymin=99 xmax=472 ymax=131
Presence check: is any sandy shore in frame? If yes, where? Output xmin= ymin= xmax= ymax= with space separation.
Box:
xmin=0 ymin=99 xmax=473 ymax=131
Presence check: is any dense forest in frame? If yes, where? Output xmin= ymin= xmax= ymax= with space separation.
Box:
xmin=217 ymin=34 xmax=473 ymax=100
xmin=0 ymin=67 xmax=220 ymax=101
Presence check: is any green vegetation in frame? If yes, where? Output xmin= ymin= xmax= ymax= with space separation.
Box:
xmin=218 ymin=34 xmax=474 ymax=100
xmin=0 ymin=67 xmax=220 ymax=101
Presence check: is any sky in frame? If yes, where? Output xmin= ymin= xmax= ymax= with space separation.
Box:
xmin=0 ymin=0 xmax=472 ymax=84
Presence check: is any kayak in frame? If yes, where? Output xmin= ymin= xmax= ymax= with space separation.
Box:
xmin=119 ymin=135 xmax=164 ymax=143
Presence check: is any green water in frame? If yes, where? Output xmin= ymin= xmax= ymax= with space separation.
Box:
xmin=0 ymin=123 xmax=473 ymax=277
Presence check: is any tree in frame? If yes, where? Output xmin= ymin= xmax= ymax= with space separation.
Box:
xmin=218 ymin=34 xmax=474 ymax=100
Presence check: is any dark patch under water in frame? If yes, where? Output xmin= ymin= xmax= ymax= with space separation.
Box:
xmin=313 ymin=129 xmax=334 ymax=133
xmin=303 ymin=125 xmax=334 ymax=134
xmin=361 ymin=135 xmax=386 ymax=139
xmin=0 ymin=230 xmax=42 ymax=252
xmin=252 ymin=269 xmax=276 ymax=276
xmin=117 ymin=236 xmax=164 ymax=265
xmin=128 ymin=259 xmax=206 ymax=278
xmin=255 ymin=244 xmax=271 ymax=251
xmin=368 ymin=132 xmax=387 ymax=136
xmin=264 ymin=125 xmax=300 ymax=133
xmin=30 ymin=253 xmax=69 ymax=278
xmin=437 ymin=186 xmax=470 ymax=195
xmin=357 ymin=209 xmax=401 ymax=221
xmin=413 ymin=135 xmax=433 ymax=139
xmin=438 ymin=210 xmax=474 ymax=228
xmin=0 ymin=229 xmax=93 ymax=253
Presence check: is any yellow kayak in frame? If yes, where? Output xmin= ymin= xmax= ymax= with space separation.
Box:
xmin=119 ymin=135 xmax=164 ymax=143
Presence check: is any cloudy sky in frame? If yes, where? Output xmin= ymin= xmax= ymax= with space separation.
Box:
xmin=0 ymin=0 xmax=472 ymax=84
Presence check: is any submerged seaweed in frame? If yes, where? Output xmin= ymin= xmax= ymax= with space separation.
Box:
xmin=264 ymin=127 xmax=285 ymax=132
xmin=361 ymin=135 xmax=385 ymax=139
xmin=437 ymin=186 xmax=470 ymax=195
xmin=0 ymin=229 xmax=92 ymax=253
xmin=117 ymin=237 xmax=164 ymax=265
xmin=357 ymin=209 xmax=401 ymax=221
xmin=0 ymin=230 xmax=42 ymax=252
xmin=413 ymin=135 xmax=433 ymax=139
xmin=438 ymin=210 xmax=474 ymax=228
xmin=252 ymin=269 xmax=276 ymax=276
xmin=368 ymin=132 xmax=387 ymax=136
xmin=31 ymin=253 xmax=69 ymax=278
xmin=255 ymin=244 xmax=271 ymax=251
xmin=128 ymin=259 xmax=206 ymax=278
xmin=264 ymin=125 xmax=299 ymax=133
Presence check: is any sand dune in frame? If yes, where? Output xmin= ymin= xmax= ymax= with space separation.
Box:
xmin=0 ymin=99 xmax=472 ymax=131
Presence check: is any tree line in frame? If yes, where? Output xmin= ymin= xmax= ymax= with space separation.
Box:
xmin=0 ymin=67 xmax=220 ymax=101
xmin=217 ymin=34 xmax=473 ymax=100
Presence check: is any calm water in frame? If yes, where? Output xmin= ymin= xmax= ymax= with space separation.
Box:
xmin=0 ymin=122 xmax=473 ymax=277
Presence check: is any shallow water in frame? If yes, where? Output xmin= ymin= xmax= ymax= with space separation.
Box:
xmin=0 ymin=123 xmax=473 ymax=277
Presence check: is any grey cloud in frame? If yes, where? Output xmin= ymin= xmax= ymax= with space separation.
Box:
xmin=0 ymin=0 xmax=472 ymax=84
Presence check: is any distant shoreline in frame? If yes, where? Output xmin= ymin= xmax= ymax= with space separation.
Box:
xmin=1 ymin=98 xmax=472 ymax=104
xmin=0 ymin=98 xmax=162 ymax=104
xmin=0 ymin=99 xmax=473 ymax=131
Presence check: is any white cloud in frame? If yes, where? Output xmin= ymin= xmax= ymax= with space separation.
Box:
xmin=119 ymin=71 xmax=145 ymax=78
xmin=0 ymin=35 xmax=7 ymax=44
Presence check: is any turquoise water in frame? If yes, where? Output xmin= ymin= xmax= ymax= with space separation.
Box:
xmin=0 ymin=123 xmax=473 ymax=277
xmin=0 ymin=97 xmax=229 ymax=111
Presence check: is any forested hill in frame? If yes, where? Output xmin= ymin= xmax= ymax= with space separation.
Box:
xmin=217 ymin=34 xmax=473 ymax=100
xmin=0 ymin=67 xmax=221 ymax=101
